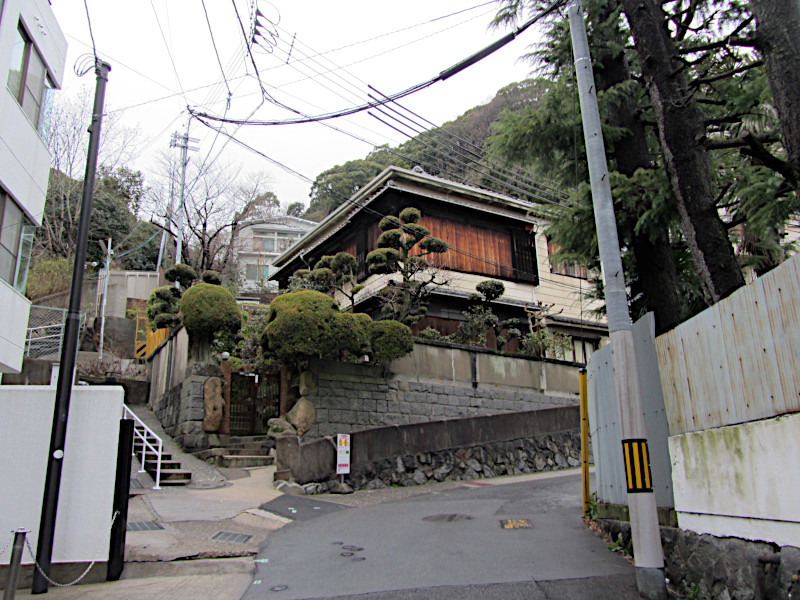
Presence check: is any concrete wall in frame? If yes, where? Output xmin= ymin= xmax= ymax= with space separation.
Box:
xmin=304 ymin=341 xmax=580 ymax=438
xmin=0 ymin=278 xmax=30 ymax=372
xmin=278 ymin=406 xmax=580 ymax=487
xmin=148 ymin=326 xmax=188 ymax=404
xmin=0 ymin=385 xmax=123 ymax=565
xmin=669 ymin=412 xmax=800 ymax=548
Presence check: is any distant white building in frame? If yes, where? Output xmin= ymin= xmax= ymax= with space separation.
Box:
xmin=235 ymin=216 xmax=316 ymax=294
xmin=0 ymin=0 xmax=66 ymax=373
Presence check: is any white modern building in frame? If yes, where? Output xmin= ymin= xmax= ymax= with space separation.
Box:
xmin=0 ymin=0 xmax=66 ymax=372
xmin=236 ymin=216 xmax=316 ymax=294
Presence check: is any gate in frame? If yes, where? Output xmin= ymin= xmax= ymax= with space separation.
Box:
xmin=229 ymin=370 xmax=281 ymax=436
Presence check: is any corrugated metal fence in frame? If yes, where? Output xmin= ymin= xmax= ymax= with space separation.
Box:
xmin=655 ymin=254 xmax=800 ymax=435
xmin=587 ymin=313 xmax=674 ymax=508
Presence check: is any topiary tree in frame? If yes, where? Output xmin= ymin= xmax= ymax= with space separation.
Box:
xmin=366 ymin=207 xmax=449 ymax=325
xmin=201 ymin=270 xmax=222 ymax=285
xmin=369 ymin=319 xmax=414 ymax=363
xmin=450 ymin=280 xmax=521 ymax=350
xmin=313 ymin=252 xmax=365 ymax=311
xmin=179 ymin=282 xmax=241 ymax=363
xmin=165 ymin=263 xmax=197 ymax=289
xmin=146 ymin=285 xmax=181 ymax=331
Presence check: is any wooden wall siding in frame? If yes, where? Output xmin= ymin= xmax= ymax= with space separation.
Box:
xmin=414 ymin=216 xmax=516 ymax=279
xmin=654 ymin=254 xmax=800 ymax=435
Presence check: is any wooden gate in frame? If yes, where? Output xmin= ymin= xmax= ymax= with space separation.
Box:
xmin=229 ymin=371 xmax=281 ymax=436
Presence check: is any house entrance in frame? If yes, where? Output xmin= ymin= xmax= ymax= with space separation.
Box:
xmin=229 ymin=371 xmax=280 ymax=435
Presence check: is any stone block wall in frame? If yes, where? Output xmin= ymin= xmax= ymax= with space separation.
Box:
xmin=304 ymin=357 xmax=577 ymax=439
xmin=148 ymin=364 xmax=222 ymax=452
xmin=597 ymin=518 xmax=800 ymax=600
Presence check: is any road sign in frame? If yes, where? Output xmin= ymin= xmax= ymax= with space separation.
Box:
xmin=336 ymin=434 xmax=350 ymax=475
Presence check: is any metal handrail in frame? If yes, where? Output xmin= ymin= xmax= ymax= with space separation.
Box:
xmin=122 ymin=405 xmax=162 ymax=489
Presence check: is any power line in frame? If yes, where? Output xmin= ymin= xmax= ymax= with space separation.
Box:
xmin=200 ymin=0 xmax=233 ymax=101
xmin=149 ymin=0 xmax=188 ymax=105
xmin=82 ymin=0 xmax=99 ymax=61
xmin=189 ymin=0 xmax=565 ymax=127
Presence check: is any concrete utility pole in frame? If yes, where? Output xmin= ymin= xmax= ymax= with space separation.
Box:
xmin=32 ymin=60 xmax=111 ymax=595
xmin=566 ymin=1 xmax=667 ymax=598
xmin=169 ymin=122 xmax=197 ymax=266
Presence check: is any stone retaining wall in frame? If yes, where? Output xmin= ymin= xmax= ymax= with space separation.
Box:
xmin=278 ymin=406 xmax=581 ymax=489
xmin=304 ymin=349 xmax=579 ymax=438
xmin=597 ymin=518 xmax=800 ymax=600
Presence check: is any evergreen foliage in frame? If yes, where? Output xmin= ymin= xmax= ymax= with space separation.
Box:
xmin=369 ymin=320 xmax=414 ymax=363
xmin=179 ymin=283 xmax=241 ymax=361
xmin=164 ymin=263 xmax=198 ymax=289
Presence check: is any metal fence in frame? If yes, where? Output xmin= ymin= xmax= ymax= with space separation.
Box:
xmin=25 ymin=305 xmax=86 ymax=360
xmin=586 ymin=313 xmax=674 ymax=508
xmin=655 ymin=253 xmax=800 ymax=435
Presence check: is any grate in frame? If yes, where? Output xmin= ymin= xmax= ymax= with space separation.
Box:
xmin=423 ymin=514 xmax=473 ymax=522
xmin=127 ymin=521 xmax=164 ymax=531
xmin=211 ymin=531 xmax=253 ymax=544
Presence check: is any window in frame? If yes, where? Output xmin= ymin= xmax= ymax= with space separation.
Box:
xmin=7 ymin=23 xmax=54 ymax=136
xmin=547 ymin=240 xmax=588 ymax=279
xmin=0 ymin=190 xmax=35 ymax=293
xmin=245 ymin=264 xmax=266 ymax=281
xmin=511 ymin=229 xmax=539 ymax=284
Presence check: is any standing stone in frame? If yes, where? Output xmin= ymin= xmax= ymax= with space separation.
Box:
xmin=287 ymin=397 xmax=316 ymax=436
xmin=203 ymin=377 xmax=224 ymax=432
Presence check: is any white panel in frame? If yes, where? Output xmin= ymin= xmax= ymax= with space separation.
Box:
xmin=0 ymin=386 xmax=123 ymax=564
xmin=669 ymin=412 xmax=800 ymax=546
xmin=0 ymin=279 xmax=31 ymax=372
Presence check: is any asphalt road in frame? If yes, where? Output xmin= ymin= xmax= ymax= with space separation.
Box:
xmin=244 ymin=472 xmax=642 ymax=600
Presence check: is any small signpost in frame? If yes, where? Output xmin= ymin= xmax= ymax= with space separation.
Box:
xmin=336 ymin=434 xmax=351 ymax=479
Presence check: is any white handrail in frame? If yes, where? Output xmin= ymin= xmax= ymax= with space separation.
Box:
xmin=122 ymin=405 xmax=162 ymax=489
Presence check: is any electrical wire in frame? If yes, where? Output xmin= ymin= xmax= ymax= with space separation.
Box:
xmin=82 ymin=0 xmax=99 ymax=62
xmin=200 ymin=0 xmax=233 ymax=101
xmin=149 ymin=0 xmax=188 ymax=105
xmin=189 ymin=0 xmax=565 ymax=127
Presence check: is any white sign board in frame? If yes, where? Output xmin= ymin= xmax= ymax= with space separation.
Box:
xmin=336 ymin=434 xmax=351 ymax=475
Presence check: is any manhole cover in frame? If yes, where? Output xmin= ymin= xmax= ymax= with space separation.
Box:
xmin=500 ymin=519 xmax=532 ymax=529
xmin=423 ymin=514 xmax=473 ymax=522
xmin=211 ymin=531 xmax=253 ymax=544
xmin=127 ymin=521 xmax=163 ymax=531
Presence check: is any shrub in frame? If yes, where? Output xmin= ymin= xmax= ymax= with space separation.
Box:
xmin=147 ymin=285 xmax=181 ymax=330
xmin=201 ymin=270 xmax=222 ymax=285
xmin=180 ymin=283 xmax=241 ymax=361
xmin=369 ymin=320 xmax=413 ymax=363
xmin=165 ymin=263 xmax=197 ymax=289
xmin=25 ymin=257 xmax=72 ymax=300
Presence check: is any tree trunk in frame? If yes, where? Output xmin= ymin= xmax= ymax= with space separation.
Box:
xmin=619 ymin=0 xmax=745 ymax=305
xmin=749 ymin=0 xmax=800 ymax=175
xmin=592 ymin=7 xmax=686 ymax=332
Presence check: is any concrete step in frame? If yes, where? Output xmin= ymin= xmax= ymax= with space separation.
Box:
xmin=221 ymin=447 xmax=271 ymax=456
xmin=228 ymin=435 xmax=271 ymax=444
xmin=150 ymin=468 xmax=192 ymax=485
xmin=144 ymin=458 xmax=182 ymax=471
xmin=215 ymin=455 xmax=273 ymax=469
xmin=136 ymin=451 xmax=174 ymax=462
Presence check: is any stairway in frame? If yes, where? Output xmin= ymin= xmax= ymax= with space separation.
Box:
xmin=133 ymin=440 xmax=193 ymax=486
xmin=193 ymin=435 xmax=275 ymax=469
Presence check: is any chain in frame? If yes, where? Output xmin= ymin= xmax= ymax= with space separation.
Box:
xmin=23 ymin=511 xmax=120 ymax=588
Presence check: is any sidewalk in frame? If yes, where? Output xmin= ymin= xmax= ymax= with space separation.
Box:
xmin=15 ymin=406 xmax=289 ymax=600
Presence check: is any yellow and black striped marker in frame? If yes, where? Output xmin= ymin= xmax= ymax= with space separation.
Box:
xmin=622 ymin=439 xmax=653 ymax=493
xmin=134 ymin=342 xmax=147 ymax=359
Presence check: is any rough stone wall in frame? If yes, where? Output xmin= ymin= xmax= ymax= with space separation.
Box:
xmin=305 ymin=366 xmax=576 ymax=439
xmin=305 ymin=430 xmax=581 ymax=493
xmin=148 ymin=364 xmax=222 ymax=452
xmin=597 ymin=518 xmax=800 ymax=600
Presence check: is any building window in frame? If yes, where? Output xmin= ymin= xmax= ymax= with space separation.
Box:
xmin=511 ymin=229 xmax=539 ymax=284
xmin=0 ymin=190 xmax=35 ymax=293
xmin=547 ymin=240 xmax=588 ymax=279
xmin=245 ymin=264 xmax=266 ymax=281
xmin=253 ymin=236 xmax=275 ymax=252
xmin=7 ymin=23 xmax=54 ymax=137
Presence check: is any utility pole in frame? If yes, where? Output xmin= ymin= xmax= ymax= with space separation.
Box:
xmin=98 ymin=237 xmax=112 ymax=361
xmin=566 ymin=1 xmax=667 ymax=598
xmin=169 ymin=122 xmax=197 ymax=266
xmin=32 ymin=60 xmax=111 ymax=595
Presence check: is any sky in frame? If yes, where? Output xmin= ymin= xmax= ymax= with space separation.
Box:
xmin=49 ymin=1 xmax=542 ymax=213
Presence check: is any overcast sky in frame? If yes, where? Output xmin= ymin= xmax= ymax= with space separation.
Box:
xmin=50 ymin=1 xmax=541 ymax=212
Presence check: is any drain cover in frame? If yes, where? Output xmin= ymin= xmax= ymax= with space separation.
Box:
xmin=500 ymin=519 xmax=532 ymax=529
xmin=211 ymin=531 xmax=253 ymax=544
xmin=423 ymin=514 xmax=473 ymax=522
xmin=127 ymin=521 xmax=163 ymax=531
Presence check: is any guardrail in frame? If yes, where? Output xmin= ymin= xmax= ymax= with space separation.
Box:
xmin=122 ymin=405 xmax=162 ymax=489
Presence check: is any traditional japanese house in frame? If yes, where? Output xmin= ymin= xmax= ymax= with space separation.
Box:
xmin=270 ymin=167 xmax=607 ymax=363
